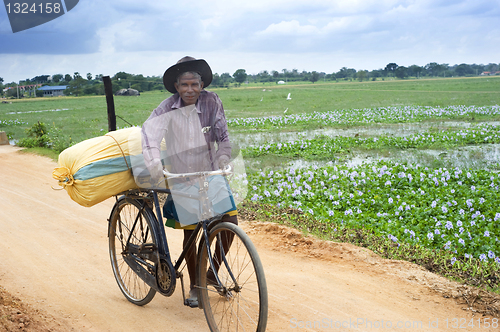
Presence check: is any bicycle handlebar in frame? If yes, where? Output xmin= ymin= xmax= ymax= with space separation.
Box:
xmin=162 ymin=164 xmax=233 ymax=180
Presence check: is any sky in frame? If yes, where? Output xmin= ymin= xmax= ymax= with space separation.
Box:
xmin=1 ymin=0 xmax=499 ymax=83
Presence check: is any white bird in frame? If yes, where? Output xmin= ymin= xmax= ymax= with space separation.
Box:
xmin=287 ymin=93 xmax=292 ymax=100
xmin=260 ymin=97 xmax=263 ymax=102
xmin=284 ymin=108 xmax=288 ymax=113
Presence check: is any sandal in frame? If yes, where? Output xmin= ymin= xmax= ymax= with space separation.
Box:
xmin=185 ymin=289 xmax=198 ymax=308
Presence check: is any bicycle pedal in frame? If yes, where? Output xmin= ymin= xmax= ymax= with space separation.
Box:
xmin=184 ymin=298 xmax=199 ymax=308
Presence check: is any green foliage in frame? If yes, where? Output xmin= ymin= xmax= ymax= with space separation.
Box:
xmin=233 ymin=69 xmax=247 ymax=84
xmin=46 ymin=125 xmax=73 ymax=153
xmin=245 ymin=160 xmax=500 ymax=291
xmin=17 ymin=121 xmax=72 ymax=152
xmin=243 ymin=122 xmax=500 ymax=160
xmin=18 ymin=121 xmax=49 ymax=148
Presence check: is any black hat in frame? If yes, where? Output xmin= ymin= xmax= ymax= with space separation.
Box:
xmin=162 ymin=56 xmax=213 ymax=93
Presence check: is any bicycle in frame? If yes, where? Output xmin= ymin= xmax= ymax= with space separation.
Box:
xmin=107 ymin=165 xmax=268 ymax=332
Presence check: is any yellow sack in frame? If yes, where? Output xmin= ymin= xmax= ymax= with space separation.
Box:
xmin=52 ymin=127 xmax=141 ymax=207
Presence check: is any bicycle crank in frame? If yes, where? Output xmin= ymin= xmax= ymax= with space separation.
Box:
xmin=156 ymin=258 xmax=176 ymax=296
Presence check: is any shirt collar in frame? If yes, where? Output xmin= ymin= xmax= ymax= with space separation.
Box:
xmin=171 ymin=92 xmax=204 ymax=113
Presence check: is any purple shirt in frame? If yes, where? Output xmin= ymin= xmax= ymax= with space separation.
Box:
xmin=142 ymin=90 xmax=231 ymax=174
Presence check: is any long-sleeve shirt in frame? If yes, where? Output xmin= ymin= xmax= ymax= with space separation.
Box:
xmin=141 ymin=90 xmax=231 ymax=174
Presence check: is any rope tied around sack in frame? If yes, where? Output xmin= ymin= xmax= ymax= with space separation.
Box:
xmin=52 ymin=166 xmax=74 ymax=187
xmin=105 ymin=132 xmax=132 ymax=173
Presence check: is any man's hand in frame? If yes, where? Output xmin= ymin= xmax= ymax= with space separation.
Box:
xmin=149 ymin=159 xmax=164 ymax=181
xmin=218 ymin=156 xmax=232 ymax=171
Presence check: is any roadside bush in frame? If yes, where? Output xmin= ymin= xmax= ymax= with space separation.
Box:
xmin=18 ymin=122 xmax=49 ymax=148
xmin=47 ymin=125 xmax=72 ymax=153
xmin=17 ymin=122 xmax=72 ymax=152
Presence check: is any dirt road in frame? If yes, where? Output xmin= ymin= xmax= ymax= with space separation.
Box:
xmin=0 ymin=144 xmax=498 ymax=331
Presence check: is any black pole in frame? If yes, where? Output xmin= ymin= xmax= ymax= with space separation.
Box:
xmin=103 ymin=76 xmax=116 ymax=132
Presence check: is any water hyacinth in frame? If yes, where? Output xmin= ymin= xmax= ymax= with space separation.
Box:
xmin=0 ymin=119 xmax=29 ymax=127
xmin=247 ymin=160 xmax=499 ymax=262
xmin=228 ymin=105 xmax=500 ymax=129
xmin=243 ymin=122 xmax=500 ymax=159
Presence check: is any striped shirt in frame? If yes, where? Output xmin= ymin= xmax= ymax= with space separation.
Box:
xmin=141 ymin=90 xmax=231 ymax=174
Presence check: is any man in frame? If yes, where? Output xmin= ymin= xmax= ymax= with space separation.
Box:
xmin=141 ymin=56 xmax=237 ymax=307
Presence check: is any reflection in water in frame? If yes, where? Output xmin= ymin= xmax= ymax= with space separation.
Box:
xmin=233 ymin=121 xmax=500 ymax=171
xmin=232 ymin=121 xmax=500 ymax=148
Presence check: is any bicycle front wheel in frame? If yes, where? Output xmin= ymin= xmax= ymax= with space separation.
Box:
xmin=198 ymin=222 xmax=268 ymax=332
xmin=109 ymin=197 xmax=157 ymax=306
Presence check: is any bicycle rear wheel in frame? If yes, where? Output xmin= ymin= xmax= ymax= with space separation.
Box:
xmin=109 ymin=197 xmax=157 ymax=306
xmin=198 ymin=222 xmax=268 ymax=332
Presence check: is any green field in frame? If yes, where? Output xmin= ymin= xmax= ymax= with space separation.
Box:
xmin=1 ymin=76 xmax=500 ymax=144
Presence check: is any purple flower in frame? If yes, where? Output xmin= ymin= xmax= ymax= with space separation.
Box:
xmin=479 ymin=254 xmax=487 ymax=261
xmin=484 ymin=231 xmax=490 ymax=237
xmin=488 ymin=251 xmax=495 ymax=259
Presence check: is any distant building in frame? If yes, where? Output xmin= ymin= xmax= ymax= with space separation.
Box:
xmin=38 ymin=85 xmax=67 ymax=97
xmin=277 ymin=80 xmax=286 ymax=84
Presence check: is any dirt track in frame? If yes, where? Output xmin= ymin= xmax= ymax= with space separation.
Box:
xmin=0 ymin=144 xmax=498 ymax=331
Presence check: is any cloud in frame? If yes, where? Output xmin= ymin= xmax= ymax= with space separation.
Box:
xmin=0 ymin=0 xmax=499 ymax=83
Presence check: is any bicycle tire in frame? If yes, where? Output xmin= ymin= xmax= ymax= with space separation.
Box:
xmin=109 ymin=197 xmax=157 ymax=306
xmin=197 ymin=222 xmax=268 ymax=332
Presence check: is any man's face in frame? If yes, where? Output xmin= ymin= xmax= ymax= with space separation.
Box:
xmin=174 ymin=73 xmax=203 ymax=106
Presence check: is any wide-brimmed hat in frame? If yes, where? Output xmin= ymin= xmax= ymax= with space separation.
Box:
xmin=163 ymin=56 xmax=212 ymax=93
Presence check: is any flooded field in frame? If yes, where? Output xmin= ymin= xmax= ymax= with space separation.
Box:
xmin=232 ymin=120 xmax=500 ymax=147
xmin=233 ymin=120 xmax=500 ymax=171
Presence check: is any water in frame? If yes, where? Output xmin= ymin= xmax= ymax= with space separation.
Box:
xmin=234 ymin=121 xmax=500 ymax=171
xmin=6 ymin=108 xmax=69 ymax=115
xmin=232 ymin=121 xmax=500 ymax=148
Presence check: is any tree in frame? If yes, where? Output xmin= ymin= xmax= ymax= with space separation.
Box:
xmin=86 ymin=73 xmax=92 ymax=81
xmin=114 ymin=72 xmax=131 ymax=80
xmin=455 ymin=63 xmax=473 ymax=76
xmin=233 ymin=69 xmax=247 ymax=84
xmin=384 ymin=63 xmax=398 ymax=77
xmin=73 ymin=72 xmax=81 ymax=80
xmin=52 ymin=74 xmax=63 ymax=83
xmin=220 ymin=73 xmax=232 ymax=86
xmin=486 ymin=63 xmax=499 ymax=73
xmin=336 ymin=67 xmax=357 ymax=79
xmin=32 ymin=75 xmax=50 ymax=83
xmin=407 ymin=65 xmax=423 ymax=78
xmin=309 ymin=71 xmax=319 ymax=83
xmin=0 ymin=77 xmax=3 ymax=84
xmin=425 ymin=62 xmax=442 ymax=77
xmin=212 ymin=73 xmax=221 ymax=87
xmin=257 ymin=70 xmax=270 ymax=83
xmin=64 ymin=74 xmax=72 ymax=83
xmin=357 ymin=70 xmax=368 ymax=81
xmin=65 ymin=76 xmax=86 ymax=96
xmin=395 ymin=66 xmax=408 ymax=79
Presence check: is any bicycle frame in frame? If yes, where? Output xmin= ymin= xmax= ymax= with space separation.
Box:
xmin=112 ymin=165 xmax=237 ymax=298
